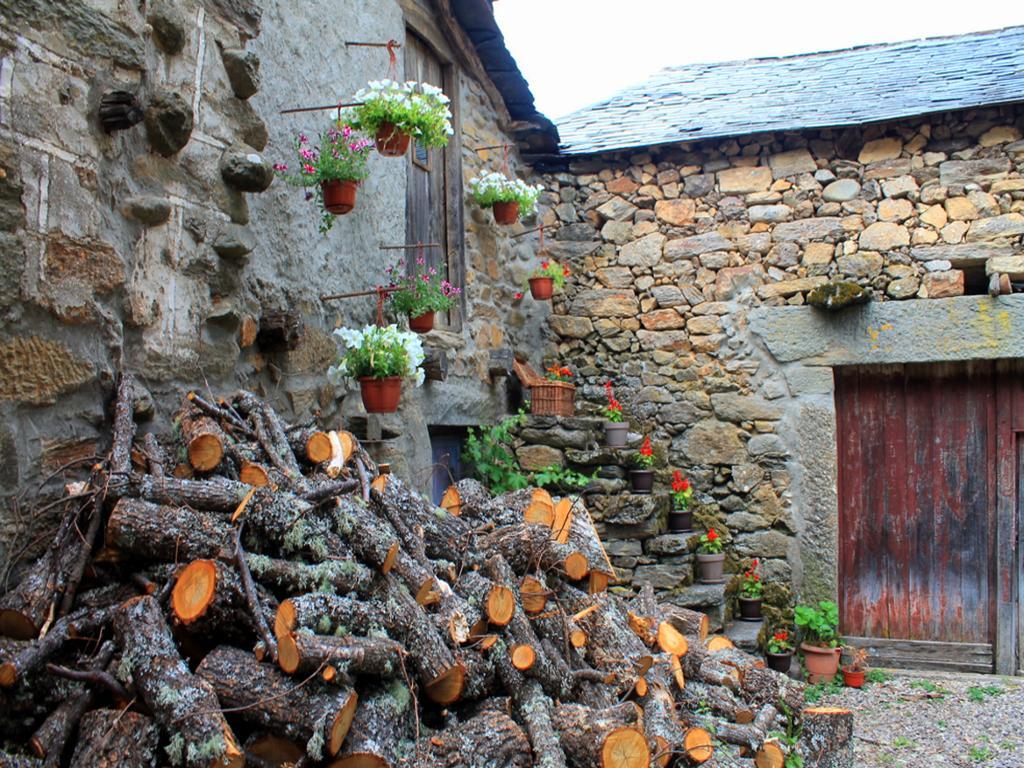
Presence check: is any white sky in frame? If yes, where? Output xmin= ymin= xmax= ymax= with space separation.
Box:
xmin=493 ymin=0 xmax=1024 ymax=120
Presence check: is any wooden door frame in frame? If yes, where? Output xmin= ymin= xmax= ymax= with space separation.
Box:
xmin=1004 ymin=363 xmax=1024 ymax=674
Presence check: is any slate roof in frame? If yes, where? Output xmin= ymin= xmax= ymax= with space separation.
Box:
xmin=556 ymin=26 xmax=1024 ymax=156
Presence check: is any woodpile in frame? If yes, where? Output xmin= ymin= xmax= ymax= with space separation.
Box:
xmin=0 ymin=373 xmax=810 ymax=767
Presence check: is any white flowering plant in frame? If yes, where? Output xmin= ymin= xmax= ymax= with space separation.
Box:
xmin=468 ymin=172 xmax=543 ymax=215
xmin=351 ymin=80 xmax=453 ymax=148
xmin=327 ymin=325 xmax=426 ymax=387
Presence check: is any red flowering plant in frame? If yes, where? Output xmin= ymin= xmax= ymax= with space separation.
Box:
xmin=766 ymin=629 xmax=794 ymax=654
xmin=545 ymin=365 xmax=573 ymax=383
xmin=602 ymin=382 xmax=624 ymax=423
xmin=527 ymin=259 xmax=569 ymax=292
xmin=697 ymin=527 xmax=724 ymax=555
xmin=634 ymin=435 xmax=655 ymax=469
xmin=670 ymin=470 xmax=693 ymax=510
xmin=739 ymin=558 xmax=764 ymax=599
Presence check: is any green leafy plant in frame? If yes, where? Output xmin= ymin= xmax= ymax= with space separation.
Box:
xmin=634 ymin=435 xmax=654 ymax=469
xmin=968 ymin=685 xmax=1003 ymax=702
xmin=908 ymin=679 xmax=947 ymax=698
xmin=544 ymin=365 xmax=573 ymax=383
xmin=794 ymin=600 xmax=840 ymax=648
xmin=697 ymin=528 xmax=724 ymax=555
xmin=865 ymin=669 xmax=889 ymax=684
xmin=352 ymin=79 xmax=453 ymax=148
xmin=468 ymin=171 xmax=543 ymax=214
xmin=327 ymin=325 xmax=425 ymax=384
xmin=670 ymin=470 xmax=692 ymax=510
xmin=530 ymin=465 xmax=594 ymax=492
xmin=892 ymin=736 xmax=913 ymax=749
xmin=803 ymin=676 xmax=843 ymax=704
xmin=386 ymin=256 xmax=461 ymax=318
xmin=969 ymin=745 xmax=993 ymax=762
xmin=739 ymin=558 xmax=764 ymax=599
xmin=768 ymin=707 xmax=804 ymax=768
xmin=463 ymin=411 xmax=529 ymax=494
xmin=528 ymin=259 xmax=570 ymax=291
xmin=602 ymin=381 xmax=624 ymax=422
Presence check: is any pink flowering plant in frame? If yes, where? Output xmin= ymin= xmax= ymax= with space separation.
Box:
xmin=387 ymin=256 xmax=462 ymax=318
xmin=275 ymin=122 xmax=374 ymax=232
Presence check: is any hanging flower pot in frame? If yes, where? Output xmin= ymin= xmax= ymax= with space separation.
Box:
xmin=359 ymin=376 xmax=403 ymax=413
xmin=375 ymin=122 xmax=411 ymax=157
xmin=321 ymin=179 xmax=358 ymax=215
xmin=492 ymin=200 xmax=520 ymax=225
xmin=408 ymin=311 xmax=435 ymax=333
xmin=529 ymin=277 xmax=554 ymax=300
xmin=629 ymin=469 xmax=654 ymax=493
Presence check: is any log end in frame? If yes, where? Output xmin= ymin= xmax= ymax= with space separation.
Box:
xmin=656 ymin=621 xmax=688 ymax=656
xmin=486 ymin=585 xmax=515 ymax=626
xmin=0 ymin=661 xmax=17 ymax=688
xmin=239 ymin=462 xmax=270 ymax=487
xmin=601 ymin=726 xmax=650 ymax=768
xmin=754 ymin=742 xmax=786 ymax=768
xmin=381 ymin=542 xmax=399 ymax=575
xmin=274 ymin=599 xmax=296 ymax=640
xmin=329 ymin=754 xmax=389 ymax=768
xmin=563 ymin=552 xmax=589 ymax=581
xmin=0 ymin=610 xmax=38 ymax=641
xmin=171 ymin=559 xmax=218 ymax=624
xmin=440 ymin=485 xmax=462 ymax=516
xmin=683 ymin=727 xmax=714 ymax=764
xmin=277 ymin=632 xmax=300 ymax=675
xmin=425 ymin=663 xmax=466 ymax=705
xmin=306 ymin=431 xmax=334 ymax=464
xmin=329 ymin=690 xmax=359 ymax=756
xmin=510 ymin=643 xmax=536 ymax=671
xmin=188 ymin=434 xmax=224 ymax=472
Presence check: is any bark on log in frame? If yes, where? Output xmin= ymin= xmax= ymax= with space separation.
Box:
xmin=332 ymin=497 xmax=401 ymax=574
xmin=0 ymin=751 xmax=43 ymax=767
xmin=105 ymin=498 xmax=233 ymax=562
xmin=477 ymin=523 xmax=588 ymax=580
xmin=175 ymin=405 xmax=228 ymax=472
xmin=415 ymin=708 xmax=532 ymax=768
xmin=328 ymin=681 xmax=413 ymax=767
xmin=553 ymin=701 xmax=649 ymax=768
xmin=112 ymin=595 xmax=244 ymax=768
xmin=278 ymin=632 xmax=405 ymax=679
xmin=287 ymin=427 xmax=334 ymax=465
xmin=110 ymin=372 xmax=136 ymax=476
xmin=246 ymin=554 xmax=376 ymax=599
xmin=801 ymin=707 xmax=854 ymax=768
xmin=741 ymin=665 xmax=806 ymax=712
xmin=513 ymin=678 xmax=568 ymax=768
xmin=110 ymin=472 xmax=251 ymax=512
xmin=714 ymin=703 xmax=778 ymax=751
xmin=196 ymin=645 xmax=359 ymax=760
xmin=68 ymin=708 xmax=161 ymax=768
xmin=678 ymin=680 xmax=755 ymax=724
xmin=640 ymin=681 xmax=687 ymax=768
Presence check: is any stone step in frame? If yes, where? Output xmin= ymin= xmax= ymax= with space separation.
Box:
xmin=663 ymin=582 xmax=727 ymax=632
xmin=724 ymin=618 xmax=763 ymax=653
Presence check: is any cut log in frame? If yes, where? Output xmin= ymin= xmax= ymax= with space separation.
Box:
xmin=111 ymin=472 xmax=251 ymax=512
xmin=551 ymin=497 xmax=574 ymax=544
xmin=440 ymin=484 xmax=462 ymax=515
xmin=333 ymin=497 xmax=402 ymax=574
xmin=524 ymin=488 xmax=555 ymax=528
xmin=656 ymin=621 xmax=689 ymax=656
xmin=288 ymin=427 xmax=334 ymax=464
xmin=663 ymin=606 xmax=710 ymax=642
xmin=513 ymin=679 xmax=568 ymax=768
xmin=477 ymin=523 xmax=588 ymax=580
xmin=196 ymin=645 xmax=359 ymax=759
xmin=0 ymin=751 xmax=42 ymax=767
xmin=176 ymin=405 xmax=227 ymax=472
xmin=240 ymin=461 xmax=272 ymax=487
xmin=682 ymin=727 xmax=714 ymax=764
xmin=274 ymin=594 xmax=386 ymax=641
xmin=171 ymin=558 xmax=276 ymax=640
xmin=801 ymin=707 xmax=854 ymax=768
xmin=68 ymin=709 xmax=160 ymax=768
xmin=510 ymin=643 xmax=536 ymax=671
xmin=640 ymin=682 xmax=686 ymax=768
xmin=328 ymin=681 xmax=413 ymax=767
xmin=278 ymin=632 xmax=405 ymax=679
xmin=553 ymin=701 xmax=648 ymax=768
xmin=519 ymin=575 xmax=549 ymax=615
xmin=678 ymin=680 xmax=754 ymax=724
xmin=567 ymin=506 xmax=615 ymax=578
xmin=741 ymin=665 xmax=806 ymax=712
xmin=106 ymin=498 xmax=233 ymax=562
xmin=705 ymin=635 xmax=734 ymax=652
xmin=244 ymin=734 xmax=305 ymax=768
xmin=714 ymin=703 xmax=778 ymax=751
xmin=754 ymin=741 xmax=787 ymax=768
xmin=326 ymin=431 xmax=351 ymax=478
xmin=110 ymin=372 xmax=137 ymax=475
xmin=417 ymin=708 xmax=532 ymax=768
xmin=112 ymin=595 xmax=244 ymax=768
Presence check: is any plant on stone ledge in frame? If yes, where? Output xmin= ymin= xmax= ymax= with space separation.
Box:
xmin=463 ymin=410 xmax=529 ymax=494
xmin=740 ymin=559 xmax=764 ymax=599
xmin=602 ymin=382 xmax=624 ymax=423
xmin=634 ymin=436 xmax=655 ymax=469
xmin=670 ymin=470 xmax=692 ymax=509
xmin=697 ymin=528 xmax=724 ymax=555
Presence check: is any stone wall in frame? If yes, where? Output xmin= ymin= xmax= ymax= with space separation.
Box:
xmin=526 ymin=104 xmax=1024 ymax=607
xmin=0 ymin=0 xmax=541 ymax=564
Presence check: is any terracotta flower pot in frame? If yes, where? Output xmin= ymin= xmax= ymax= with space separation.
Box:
xmin=529 ymin=277 xmax=554 ymax=300
xmin=321 ymin=179 xmax=358 ymax=215
xmin=696 ymin=553 xmax=725 ymax=583
xmin=629 ymin=469 xmax=654 ymax=494
xmin=801 ymin=643 xmax=841 ymax=682
xmin=842 ymin=668 xmax=865 ymax=688
xmin=358 ymin=376 xmax=402 ymax=413
xmin=604 ymin=421 xmax=629 ymax=447
xmin=492 ymin=200 xmax=520 ymax=225
xmin=375 ymin=122 xmax=411 ymax=157
xmin=737 ymin=597 xmax=763 ymax=621
xmin=667 ymin=508 xmax=693 ymax=533
xmin=766 ymin=650 xmax=794 ymax=673
xmin=408 ymin=311 xmax=435 ymax=333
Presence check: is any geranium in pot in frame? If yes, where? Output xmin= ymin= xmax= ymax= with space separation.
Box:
xmin=629 ymin=436 xmax=655 ymax=493
xmin=842 ymin=646 xmax=868 ymax=688
xmin=765 ymin=629 xmax=795 ymax=673
xmin=275 ymin=123 xmax=373 ymax=233
xmin=386 ymin=256 xmax=461 ymax=334
xmin=530 ymin=365 xmax=575 ymax=417
xmin=795 ymin=600 xmax=841 ymax=682
xmin=695 ymin=528 xmax=726 ymax=583
xmin=468 ymin=171 xmax=543 ymax=226
xmin=602 ymin=382 xmax=628 ymax=447
xmin=737 ymin=559 xmax=764 ymax=621
xmin=327 ymin=324 xmax=425 ymax=413
xmin=525 ymin=259 xmax=569 ymax=300
xmin=669 ymin=470 xmax=694 ymax=532
xmin=352 ymin=79 xmax=453 ymax=157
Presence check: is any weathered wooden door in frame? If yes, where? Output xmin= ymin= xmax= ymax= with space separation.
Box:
xmin=836 ymin=363 xmax=1002 ymax=672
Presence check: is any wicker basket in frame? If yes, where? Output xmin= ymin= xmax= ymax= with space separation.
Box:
xmin=529 ymin=380 xmax=576 ymax=416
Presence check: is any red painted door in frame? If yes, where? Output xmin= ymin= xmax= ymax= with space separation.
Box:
xmin=836 ymin=363 xmax=999 ymax=670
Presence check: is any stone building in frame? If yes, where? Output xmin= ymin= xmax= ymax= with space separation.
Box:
xmin=2 ymin=0 xmax=1024 ymax=677
xmin=524 ymin=26 xmax=1024 ymax=674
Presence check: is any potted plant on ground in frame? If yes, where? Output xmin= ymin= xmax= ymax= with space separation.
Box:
xmin=795 ymin=600 xmax=841 ymax=683
xmin=629 ymin=436 xmax=655 ymax=493
xmin=275 ymin=123 xmax=373 ymax=232
xmin=529 ymin=365 xmax=576 ymax=417
xmin=765 ymin=629 xmax=795 ymax=673
xmin=386 ymin=256 xmax=461 ymax=333
xmin=327 ymin=324 xmax=425 ymax=413
xmin=602 ymin=382 xmax=628 ymax=447
xmin=669 ymin=470 xmax=694 ymax=532
xmin=352 ymin=79 xmax=453 ymax=157
xmin=468 ymin=171 xmax=543 ymax=225
xmin=525 ymin=259 xmax=569 ymax=300
xmin=695 ymin=528 xmax=725 ymax=583
xmin=841 ymin=646 xmax=868 ymax=688
xmin=737 ymin=559 xmax=764 ymax=621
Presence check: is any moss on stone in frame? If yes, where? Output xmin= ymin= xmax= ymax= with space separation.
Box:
xmin=806 ymin=281 xmax=871 ymax=311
